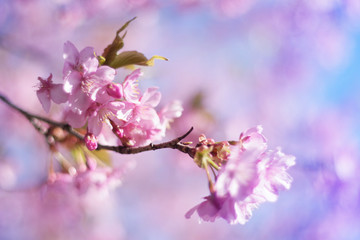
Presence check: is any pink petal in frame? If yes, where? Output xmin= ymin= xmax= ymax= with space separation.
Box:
xmin=79 ymin=47 xmax=98 ymax=73
xmin=124 ymin=68 xmax=142 ymax=82
xmin=64 ymin=110 xmax=87 ymax=128
xmin=50 ymin=84 xmax=68 ymax=104
xmin=68 ymin=90 xmax=92 ymax=114
xmin=140 ymin=87 xmax=161 ymax=107
xmin=63 ymin=41 xmax=79 ymax=64
xmin=215 ymin=146 xmax=261 ymax=200
xmin=185 ymin=204 xmax=200 ymax=219
xmin=254 ymin=148 xmax=295 ymax=202
xmin=233 ymin=201 xmax=257 ymax=225
xmin=107 ymin=101 xmax=125 ymax=114
xmin=123 ymin=78 xmax=140 ymax=103
xmin=63 ymin=71 xmax=82 ymax=94
xmin=241 ymin=126 xmax=267 ymax=151
xmin=63 ymin=61 xmax=73 ymax=77
xmin=196 ymin=200 xmax=219 ymax=222
xmin=79 ymin=47 xmax=95 ymax=63
xmin=87 ymin=114 xmax=103 ymax=136
xmin=160 ymin=100 xmax=183 ymax=120
xmin=137 ymin=107 xmax=160 ymax=127
xmin=36 ymin=89 xmax=51 ymax=113
xmin=95 ymin=66 xmax=116 ymax=82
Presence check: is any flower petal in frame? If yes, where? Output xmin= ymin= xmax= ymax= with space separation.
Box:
xmin=140 ymin=87 xmax=161 ymax=107
xmin=64 ymin=71 xmax=82 ymax=94
xmin=37 ymin=89 xmax=51 ymax=113
xmin=88 ymin=114 xmax=103 ymax=136
xmin=63 ymin=41 xmax=79 ymax=65
xmin=79 ymin=47 xmax=98 ymax=73
xmin=64 ymin=109 xmax=87 ymax=128
xmin=95 ymin=66 xmax=116 ymax=82
xmin=50 ymin=84 xmax=68 ymax=104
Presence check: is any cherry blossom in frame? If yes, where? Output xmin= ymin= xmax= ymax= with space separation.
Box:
xmin=36 ymin=74 xmax=68 ymax=112
xmin=51 ymin=42 xmax=183 ymax=150
xmin=186 ymin=126 xmax=295 ymax=224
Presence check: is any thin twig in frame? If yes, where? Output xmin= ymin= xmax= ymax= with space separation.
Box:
xmin=98 ymin=127 xmax=195 ymax=158
xmin=0 ymin=94 xmax=66 ymax=128
xmin=0 ymin=93 xmax=196 ymax=158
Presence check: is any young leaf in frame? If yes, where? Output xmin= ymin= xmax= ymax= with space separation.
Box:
xmin=102 ymin=17 xmax=137 ymax=66
xmin=108 ymin=51 xmax=168 ymax=69
xmin=102 ymin=17 xmax=168 ymax=69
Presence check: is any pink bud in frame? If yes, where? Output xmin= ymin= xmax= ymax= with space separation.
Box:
xmin=106 ymin=83 xmax=123 ymax=99
xmin=84 ymin=132 xmax=98 ymax=151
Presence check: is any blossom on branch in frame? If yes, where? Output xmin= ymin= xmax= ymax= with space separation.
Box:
xmin=36 ymin=74 xmax=68 ymax=112
xmin=36 ymin=41 xmax=183 ymax=150
xmin=186 ymin=126 xmax=295 ymax=224
xmin=8 ymin=20 xmax=297 ymax=229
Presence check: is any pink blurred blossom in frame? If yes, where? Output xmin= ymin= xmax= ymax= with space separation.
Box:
xmin=186 ymin=127 xmax=295 ymax=224
xmin=36 ymin=74 xmax=68 ymax=112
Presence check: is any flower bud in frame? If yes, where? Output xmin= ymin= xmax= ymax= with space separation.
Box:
xmin=106 ymin=83 xmax=123 ymax=99
xmin=84 ymin=132 xmax=98 ymax=151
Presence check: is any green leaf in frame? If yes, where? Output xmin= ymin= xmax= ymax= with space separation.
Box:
xmin=102 ymin=17 xmax=137 ymax=66
xmin=101 ymin=17 xmax=168 ymax=69
xmin=109 ymin=51 xmax=147 ymax=68
xmin=108 ymin=51 xmax=168 ymax=69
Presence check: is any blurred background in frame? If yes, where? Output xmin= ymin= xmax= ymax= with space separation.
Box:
xmin=0 ymin=0 xmax=360 ymax=239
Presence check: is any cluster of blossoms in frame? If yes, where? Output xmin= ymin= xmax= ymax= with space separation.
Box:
xmin=44 ymin=152 xmax=132 ymax=203
xmin=31 ymin=21 xmax=295 ymax=226
xmin=35 ymin=42 xmax=295 ymax=224
xmin=186 ymin=126 xmax=295 ymax=224
xmin=36 ymin=41 xmax=183 ymax=150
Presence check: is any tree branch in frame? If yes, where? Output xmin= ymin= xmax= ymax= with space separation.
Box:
xmin=98 ymin=127 xmax=195 ymax=158
xmin=0 ymin=93 xmax=195 ymax=158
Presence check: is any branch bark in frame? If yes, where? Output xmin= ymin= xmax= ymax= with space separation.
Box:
xmin=0 ymin=93 xmax=195 ymax=158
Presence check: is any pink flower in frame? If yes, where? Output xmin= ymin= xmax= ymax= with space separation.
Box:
xmin=185 ymin=195 xmax=238 ymax=223
xmin=239 ymin=125 xmax=267 ymax=151
xmin=158 ymin=100 xmax=184 ymax=137
xmin=86 ymin=101 xmax=126 ymax=136
xmin=62 ymin=41 xmax=116 ymax=113
xmin=74 ymin=167 xmax=123 ymax=196
xmin=111 ymin=84 xmax=183 ymax=146
xmin=252 ymin=148 xmax=296 ymax=202
xmin=159 ymin=100 xmax=184 ymax=124
xmin=64 ymin=65 xmax=116 ymax=113
xmin=115 ymin=87 xmax=163 ymax=146
xmin=63 ymin=41 xmax=98 ymax=78
xmin=36 ymin=74 xmax=68 ymax=112
xmin=214 ymin=144 xmax=263 ymax=202
xmin=186 ymin=126 xmax=295 ymax=224
xmin=82 ymin=66 xmax=117 ymax=102
xmin=58 ymin=50 xmax=181 ymax=148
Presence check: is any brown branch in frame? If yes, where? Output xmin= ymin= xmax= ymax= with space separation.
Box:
xmin=0 ymin=93 xmax=196 ymax=158
xmin=98 ymin=127 xmax=195 ymax=158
